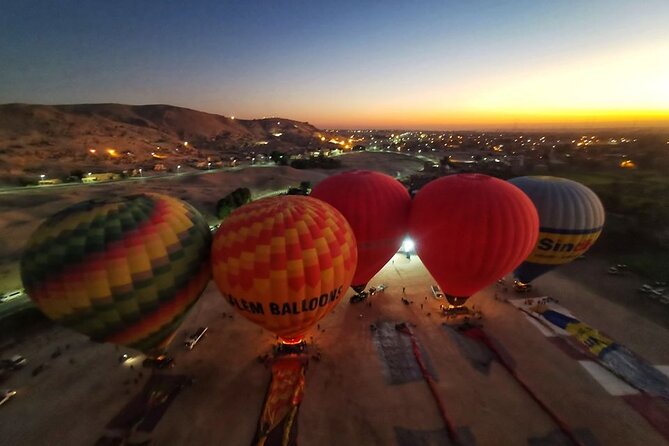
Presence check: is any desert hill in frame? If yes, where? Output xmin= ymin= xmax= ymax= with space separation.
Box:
xmin=0 ymin=103 xmax=325 ymax=183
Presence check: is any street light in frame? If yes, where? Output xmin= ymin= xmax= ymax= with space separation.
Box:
xmin=139 ymin=168 xmax=142 ymax=177
xmin=177 ymin=165 xmax=181 ymax=173
xmin=207 ymin=162 xmax=211 ymax=170
xmin=40 ymin=174 xmax=45 ymax=179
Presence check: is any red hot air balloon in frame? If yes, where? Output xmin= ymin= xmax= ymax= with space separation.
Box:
xmin=409 ymin=174 xmax=539 ymax=306
xmin=311 ymin=170 xmax=411 ymax=293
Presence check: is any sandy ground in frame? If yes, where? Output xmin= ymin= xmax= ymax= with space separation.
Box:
xmin=2 ymin=153 xmax=667 ymax=445
xmin=1 ymin=253 xmax=668 ymax=446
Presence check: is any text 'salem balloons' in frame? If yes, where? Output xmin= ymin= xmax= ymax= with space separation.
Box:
xmin=509 ymin=176 xmax=605 ymax=284
xmin=211 ymin=195 xmax=357 ymax=343
xmin=311 ymin=170 xmax=411 ymax=292
xmin=20 ymin=193 xmax=212 ymax=353
xmin=409 ymin=174 xmax=539 ymax=305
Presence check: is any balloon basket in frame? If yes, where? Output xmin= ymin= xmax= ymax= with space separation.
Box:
xmin=274 ymin=340 xmax=308 ymax=357
xmin=440 ymin=304 xmax=483 ymax=321
xmin=513 ymin=280 xmax=532 ymax=293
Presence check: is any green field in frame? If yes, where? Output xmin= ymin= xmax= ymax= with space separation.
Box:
xmin=550 ymin=167 xmax=669 ymax=281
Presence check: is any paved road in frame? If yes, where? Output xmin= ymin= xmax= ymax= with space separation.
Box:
xmin=0 ymin=164 xmax=275 ymax=196
xmin=0 ymin=151 xmax=427 ymax=196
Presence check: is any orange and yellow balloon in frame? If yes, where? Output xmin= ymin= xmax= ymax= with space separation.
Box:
xmin=211 ymin=196 xmax=357 ymax=343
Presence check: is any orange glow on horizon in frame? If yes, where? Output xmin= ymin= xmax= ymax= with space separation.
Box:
xmin=305 ymin=41 xmax=669 ymax=130
xmin=319 ymin=108 xmax=669 ymax=131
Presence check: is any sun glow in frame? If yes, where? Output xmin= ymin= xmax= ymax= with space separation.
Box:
xmin=316 ymin=41 xmax=669 ymax=130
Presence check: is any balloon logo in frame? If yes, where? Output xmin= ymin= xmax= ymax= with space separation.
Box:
xmin=311 ymin=170 xmax=411 ymax=292
xmin=509 ymin=176 xmax=605 ymax=284
xmin=409 ymin=174 xmax=539 ymax=305
xmin=211 ymin=195 xmax=357 ymax=343
xmin=20 ymin=193 xmax=212 ymax=354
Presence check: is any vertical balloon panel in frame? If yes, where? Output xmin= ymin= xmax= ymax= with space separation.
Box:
xmin=409 ymin=174 xmax=539 ymax=301
xmin=311 ymin=170 xmax=411 ymax=291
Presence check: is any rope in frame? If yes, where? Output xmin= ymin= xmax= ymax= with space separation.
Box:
xmin=397 ymin=324 xmax=460 ymax=445
xmin=460 ymin=325 xmax=584 ymax=446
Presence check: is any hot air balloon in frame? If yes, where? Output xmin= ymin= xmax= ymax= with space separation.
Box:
xmin=509 ymin=176 xmax=605 ymax=288
xmin=211 ymin=195 xmax=357 ymax=344
xmin=409 ymin=174 xmax=539 ymax=306
xmin=311 ymin=170 xmax=410 ymax=293
xmin=20 ymin=193 xmax=212 ymax=354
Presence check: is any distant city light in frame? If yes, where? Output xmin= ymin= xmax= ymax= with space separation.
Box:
xmin=89 ymin=149 xmax=96 ymax=154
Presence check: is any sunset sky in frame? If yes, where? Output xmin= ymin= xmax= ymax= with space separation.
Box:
xmin=1 ymin=0 xmax=668 ymax=130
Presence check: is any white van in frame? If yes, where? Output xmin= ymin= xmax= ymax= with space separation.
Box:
xmin=0 ymin=289 xmax=24 ymax=302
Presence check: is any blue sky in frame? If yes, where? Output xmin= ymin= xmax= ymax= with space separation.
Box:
xmin=1 ymin=0 xmax=668 ymax=128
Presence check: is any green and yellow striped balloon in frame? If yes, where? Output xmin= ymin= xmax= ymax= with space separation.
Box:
xmin=20 ymin=193 xmax=212 ymax=353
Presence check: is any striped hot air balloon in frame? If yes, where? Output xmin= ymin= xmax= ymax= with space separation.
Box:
xmin=20 ymin=193 xmax=212 ymax=354
xmin=509 ymin=176 xmax=605 ymax=285
xmin=311 ymin=170 xmax=411 ymax=293
xmin=211 ymin=195 xmax=357 ymax=344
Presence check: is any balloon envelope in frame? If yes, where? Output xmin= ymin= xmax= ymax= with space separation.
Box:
xmin=211 ymin=195 xmax=357 ymax=343
xmin=311 ymin=170 xmax=411 ymax=291
xmin=20 ymin=193 xmax=212 ymax=353
xmin=509 ymin=176 xmax=605 ymax=283
xmin=409 ymin=174 xmax=539 ymax=302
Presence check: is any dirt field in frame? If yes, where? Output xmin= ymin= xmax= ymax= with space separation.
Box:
xmin=1 ymin=253 xmax=668 ymax=446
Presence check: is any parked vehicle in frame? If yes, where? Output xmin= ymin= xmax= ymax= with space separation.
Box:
xmin=0 ymin=389 xmax=17 ymax=406
xmin=513 ymin=281 xmax=532 ymax=293
xmin=1 ymin=355 xmax=26 ymax=370
xmin=607 ymin=266 xmax=622 ymax=275
xmin=0 ymin=289 xmax=24 ymax=302
xmin=142 ymin=355 xmax=174 ymax=369
xmin=185 ymin=327 xmax=208 ymax=350
xmin=350 ymin=291 xmax=369 ymax=304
